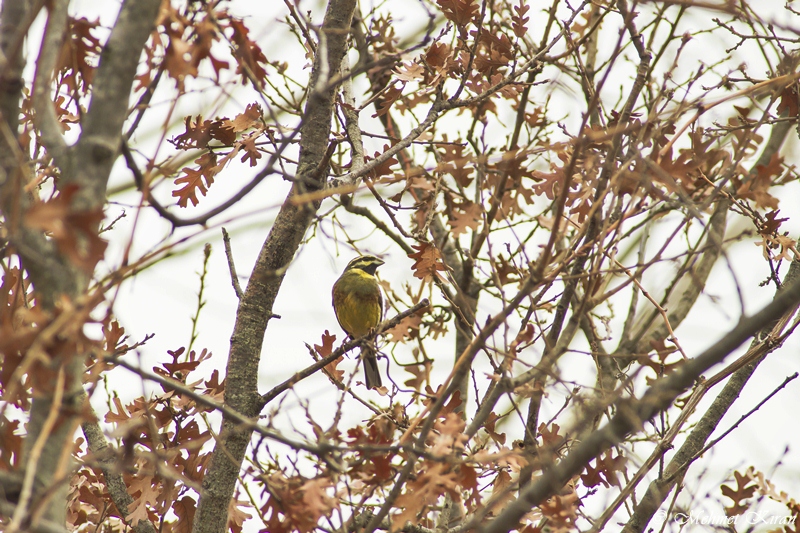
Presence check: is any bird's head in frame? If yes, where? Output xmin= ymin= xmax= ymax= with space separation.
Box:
xmin=345 ymin=255 xmax=385 ymax=275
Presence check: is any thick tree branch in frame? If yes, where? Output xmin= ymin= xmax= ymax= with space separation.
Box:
xmin=80 ymin=399 xmax=158 ymax=533
xmin=31 ymin=0 xmax=68 ymax=166
xmin=191 ymin=0 xmax=357 ymax=532
xmin=68 ymin=0 xmax=161 ymax=211
xmin=617 ymin=256 xmax=800 ymax=533
xmin=0 ymin=501 xmax=67 ymax=533
xmin=481 ymin=269 xmax=800 ymax=533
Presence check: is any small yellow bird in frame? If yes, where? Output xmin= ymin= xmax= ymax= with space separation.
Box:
xmin=332 ymin=255 xmax=385 ymax=389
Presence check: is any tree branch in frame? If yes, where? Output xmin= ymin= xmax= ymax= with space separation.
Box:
xmin=80 ymin=401 xmax=158 ymax=533
xmin=617 ymin=256 xmax=800 ymax=533
xmin=259 ymin=299 xmax=430 ymax=406
xmin=481 ymin=268 xmax=800 ymax=533
xmin=31 ymin=0 xmax=68 ymax=166
xmin=68 ymin=0 xmax=161 ymax=211
xmin=192 ymin=0 xmax=358 ymax=531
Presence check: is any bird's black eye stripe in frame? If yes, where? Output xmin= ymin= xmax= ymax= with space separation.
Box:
xmin=346 ymin=256 xmax=383 ymax=272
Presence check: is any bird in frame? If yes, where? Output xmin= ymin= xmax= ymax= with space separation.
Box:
xmin=332 ymin=254 xmax=385 ymax=389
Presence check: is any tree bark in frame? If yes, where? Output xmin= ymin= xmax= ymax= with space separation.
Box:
xmin=191 ymin=1 xmax=357 ymax=532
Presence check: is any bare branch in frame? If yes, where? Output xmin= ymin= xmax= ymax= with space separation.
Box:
xmin=483 ymin=270 xmax=800 ymax=533
xmin=68 ymin=0 xmax=161 ymax=210
xmin=193 ymin=0 xmax=358 ymax=532
xmin=30 ymin=0 xmax=68 ymax=166
xmin=221 ymin=228 xmax=244 ymax=300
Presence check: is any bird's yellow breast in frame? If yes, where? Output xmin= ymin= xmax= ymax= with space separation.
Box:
xmin=332 ymin=270 xmax=383 ymax=338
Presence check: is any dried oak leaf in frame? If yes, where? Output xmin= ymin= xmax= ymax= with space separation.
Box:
xmin=315 ymin=330 xmax=344 ymax=382
xmin=384 ymin=314 xmax=422 ymax=343
xmin=759 ymin=209 xmax=789 ymax=236
xmin=425 ymin=42 xmax=451 ymax=70
xmin=755 ymin=233 xmax=797 ymax=262
xmin=532 ymin=165 xmax=567 ymax=200
xmin=537 ymin=422 xmax=563 ymax=448
xmin=721 ymin=469 xmax=756 ymax=516
xmin=126 ymin=473 xmax=162 ymax=526
xmin=346 ymin=424 xmax=394 ymax=481
xmin=369 ymin=15 xmax=398 ymax=55
xmin=437 ymin=0 xmax=479 ymax=28
xmin=172 ymin=496 xmax=196 ymax=533
xmin=203 ymin=369 xmax=225 ymax=402
xmin=473 ymin=33 xmax=514 ymax=75
xmin=0 ymin=416 xmax=22 ymax=470
xmin=228 ymin=17 xmax=268 ymax=86
xmin=172 ymin=152 xmax=220 ymax=208
xmin=459 ymin=464 xmax=482 ymax=511
xmin=539 ymin=494 xmax=578 ymax=530
xmin=373 ymin=83 xmax=405 ymax=118
xmin=512 ymin=2 xmax=530 ymax=37
xmin=24 ymin=185 xmax=107 ymax=273
xmin=392 ymin=462 xmax=460 ymax=530
xmin=171 ymin=115 xmax=214 ymax=149
xmin=437 ymin=142 xmax=475 ymax=187
xmin=225 ymin=103 xmax=263 ymax=132
xmin=238 ymin=135 xmax=262 ymax=167
xmin=431 ymin=412 xmax=467 ymax=456
xmin=394 ymin=62 xmax=425 ymax=82
xmin=403 ymin=360 xmax=431 ymax=390
xmin=487 ymin=470 xmax=516 ymax=517
xmin=165 ymin=33 xmax=199 ymax=88
xmin=105 ymin=397 xmax=131 ymax=424
xmin=448 ymin=202 xmax=482 ymax=237
xmin=301 ymin=478 xmax=338 ymax=525
xmin=226 ymin=498 xmax=252 ymax=533
xmin=314 ymin=330 xmax=336 ymax=357
xmin=52 ymin=95 xmax=80 ymax=132
xmin=439 ymin=389 xmax=463 ymax=417
xmin=408 ymin=243 xmax=448 ymax=281
xmin=484 ymin=411 xmax=507 ymax=445
xmin=102 ymin=319 xmax=127 ymax=353
xmin=57 ymin=17 xmax=102 ymax=93
xmin=737 ymin=153 xmax=782 ymax=210
xmin=580 ymin=451 xmax=626 ymax=488
xmin=777 ymin=84 xmax=799 ymax=118
xmin=365 ymin=146 xmax=399 ymax=179
xmin=263 ymin=474 xmax=334 ymax=533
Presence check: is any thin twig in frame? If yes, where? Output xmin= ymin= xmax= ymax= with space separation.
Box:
xmin=221 ymin=228 xmax=244 ymax=299
xmin=7 ymin=368 xmax=65 ymax=533
xmin=668 ymin=372 xmax=799 ymax=483
xmin=259 ymin=299 xmax=430 ymax=406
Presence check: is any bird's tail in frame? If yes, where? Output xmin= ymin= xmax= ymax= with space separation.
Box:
xmin=361 ymin=346 xmax=382 ymax=389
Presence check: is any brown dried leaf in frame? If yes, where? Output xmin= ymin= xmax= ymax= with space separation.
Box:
xmin=228 ymin=17 xmax=268 ymax=86
xmin=484 ymin=412 xmax=507 ymax=445
xmin=373 ymin=83 xmax=405 ymax=118
xmin=24 ymin=185 xmax=108 ymax=272
xmin=721 ymin=469 xmax=756 ymax=516
xmin=226 ymin=498 xmax=252 ymax=533
xmin=437 ymin=0 xmax=479 ymax=28
xmin=408 ymin=243 xmax=448 ymax=281
xmin=238 ymin=135 xmax=262 ymax=167
xmin=384 ymin=314 xmax=422 ymax=343
xmin=448 ymin=202 xmax=482 ymax=237
xmin=56 ymin=17 xmax=102 ymax=93
xmin=172 ymin=152 xmax=220 ymax=208
xmin=171 ymin=497 xmax=196 ymax=533
xmin=225 ymin=103 xmax=263 ymax=132
xmin=512 ymin=2 xmax=530 ymax=37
